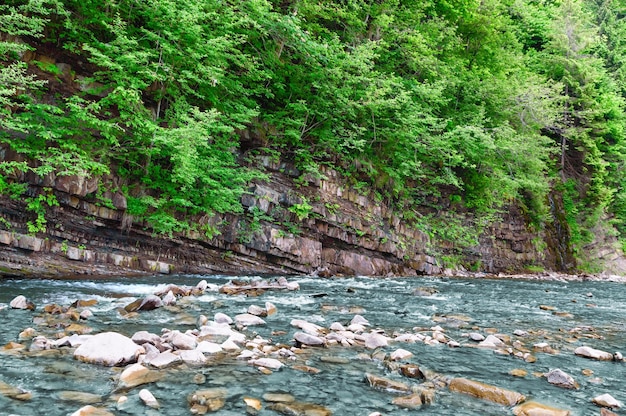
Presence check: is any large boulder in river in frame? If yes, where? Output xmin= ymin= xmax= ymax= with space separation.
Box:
xmin=574 ymin=346 xmax=614 ymax=361
xmin=10 ymin=295 xmax=35 ymax=310
xmin=74 ymin=332 xmax=144 ymax=366
xmin=448 ymin=378 xmax=525 ymax=406
xmin=545 ymin=369 xmax=579 ymax=389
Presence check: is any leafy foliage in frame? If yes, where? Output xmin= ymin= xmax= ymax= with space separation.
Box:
xmin=0 ymin=0 xmax=625 ymax=267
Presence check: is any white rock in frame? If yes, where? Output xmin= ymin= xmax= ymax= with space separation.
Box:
xmin=247 ymin=305 xmax=267 ymax=317
xmin=265 ymin=301 xmax=277 ymax=316
xmin=235 ymin=313 xmax=266 ymax=326
xmin=131 ymin=331 xmax=161 ymax=345
xmin=213 ymin=313 xmax=233 ymax=325
xmin=169 ymin=331 xmax=197 ymax=350
xmin=79 ymin=309 xmax=93 ymax=320
xmin=195 ymin=280 xmax=209 ymax=292
xmin=9 ymin=295 xmax=31 ymax=310
xmin=350 ymin=315 xmax=370 ymax=326
xmin=162 ymin=290 xmax=176 ymax=306
xmin=615 ymin=351 xmax=623 ymax=361
xmin=179 ymin=349 xmax=207 ymax=365
xmin=196 ymin=341 xmax=223 ymax=354
xmin=139 ymin=388 xmax=159 ymax=409
xmin=54 ymin=334 xmax=92 ymax=348
xmin=364 ymin=332 xmax=388 ymax=349
xmin=221 ymin=339 xmax=241 ymax=351
xmin=329 ymin=322 xmax=345 ymax=331
xmin=143 ymin=351 xmax=181 ymax=369
xmin=468 ymin=333 xmax=485 ymax=342
xmin=575 ymin=346 xmax=614 ymax=361
xmin=248 ymin=358 xmax=283 ymax=370
xmin=592 ymin=393 xmax=621 ymax=409
xmin=513 ymin=329 xmax=528 ymax=337
xmin=294 ymin=332 xmax=325 ymax=346
xmin=390 ymin=349 xmax=413 ymax=361
xmin=347 ymin=323 xmax=367 ymax=333
xmin=290 ymin=319 xmax=324 ymax=336
xmin=478 ymin=335 xmax=505 ymax=349
xmin=545 ymin=368 xmax=578 ymax=389
xmin=74 ymin=332 xmax=144 ymax=366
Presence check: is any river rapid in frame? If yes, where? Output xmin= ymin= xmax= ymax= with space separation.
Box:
xmin=0 ymin=274 xmax=624 ymax=415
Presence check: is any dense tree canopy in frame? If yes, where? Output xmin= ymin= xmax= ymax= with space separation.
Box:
xmin=1 ymin=0 xmax=625 ymax=266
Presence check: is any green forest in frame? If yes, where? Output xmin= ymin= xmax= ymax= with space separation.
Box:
xmin=1 ymin=0 xmax=626 ymax=270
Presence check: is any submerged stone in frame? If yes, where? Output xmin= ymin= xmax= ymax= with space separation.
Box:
xmin=513 ymin=401 xmax=571 ymax=416
xmin=365 ymin=373 xmax=411 ymax=393
xmin=448 ymin=378 xmax=525 ymax=406
xmin=268 ymin=401 xmax=332 ymax=416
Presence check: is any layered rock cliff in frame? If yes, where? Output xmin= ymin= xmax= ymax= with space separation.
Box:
xmin=0 ymin=151 xmax=579 ymax=278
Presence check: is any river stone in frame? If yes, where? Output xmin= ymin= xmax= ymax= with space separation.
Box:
xmin=392 ymin=393 xmax=423 ymax=409
xmin=139 ymin=388 xmax=159 ymax=409
xmin=10 ymin=295 xmax=35 ymax=310
xmin=265 ymin=302 xmax=277 ymax=316
xmin=248 ymin=357 xmax=283 ymax=370
xmin=18 ymin=327 xmax=36 ymax=340
xmin=244 ymin=396 xmax=262 ymax=414
xmin=170 ymin=331 xmax=197 ymax=350
xmin=263 ymin=393 xmax=295 ymax=403
xmin=468 ymin=332 xmax=485 ymax=342
xmin=197 ymin=341 xmax=223 ymax=354
xmin=143 ymin=350 xmax=181 ymax=369
xmin=290 ymin=319 xmax=324 ymax=336
xmin=162 ymin=290 xmax=176 ymax=306
xmin=593 ymin=393 xmax=622 ymax=409
xmin=195 ymin=279 xmax=209 ymax=293
xmin=0 ymin=380 xmax=32 ymax=400
xmin=545 ymin=369 xmax=579 ymax=389
xmin=214 ymin=313 xmax=233 ymax=325
xmin=478 ymin=335 xmax=505 ymax=349
xmin=319 ymin=355 xmax=350 ymax=364
xmin=365 ymin=373 xmax=411 ymax=393
xmin=390 ymin=348 xmax=413 ymax=361
xmin=188 ymin=388 xmax=227 ymax=412
xmin=601 ymin=409 xmax=619 ymax=416
xmin=58 ymin=390 xmax=102 ymax=404
xmin=131 ymin=331 xmax=161 ymax=345
xmin=180 ymin=349 xmax=207 ymax=365
xmin=351 ymin=314 xmax=370 ymax=326
xmin=119 ymin=363 xmax=162 ymax=388
xmin=513 ymin=401 xmax=571 ymax=416
xmin=329 ymin=322 xmax=345 ymax=331
xmin=268 ymin=401 xmax=332 ymax=416
xmin=74 ymin=332 xmax=144 ymax=366
xmin=70 ymin=405 xmax=115 ymax=416
xmin=399 ymin=364 xmax=425 ymax=379
xmin=364 ymin=332 xmax=388 ymax=349
xmin=294 ymin=331 xmax=326 ymax=347
xmin=574 ymin=346 xmax=614 ymax=361
xmin=71 ymin=299 xmax=98 ymax=308
xmin=448 ymin=378 xmax=525 ymax=406
xmin=248 ymin=304 xmax=267 ymax=317
xmin=236 ymin=313 xmax=266 ymax=326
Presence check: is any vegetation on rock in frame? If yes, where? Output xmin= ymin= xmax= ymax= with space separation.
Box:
xmin=1 ymin=0 xmax=626 ymax=271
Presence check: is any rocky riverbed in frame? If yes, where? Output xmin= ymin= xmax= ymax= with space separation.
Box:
xmin=0 ymin=274 xmax=624 ymax=415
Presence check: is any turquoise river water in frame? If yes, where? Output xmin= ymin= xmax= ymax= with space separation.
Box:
xmin=0 ymin=275 xmax=624 ymax=415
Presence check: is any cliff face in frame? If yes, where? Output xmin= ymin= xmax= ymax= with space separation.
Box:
xmin=0 ymin=153 xmax=563 ymax=278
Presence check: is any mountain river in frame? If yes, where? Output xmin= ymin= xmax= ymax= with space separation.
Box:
xmin=0 ymin=274 xmax=624 ymax=415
